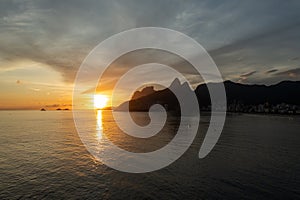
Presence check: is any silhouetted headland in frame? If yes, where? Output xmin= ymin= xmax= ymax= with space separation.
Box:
xmin=115 ymin=79 xmax=300 ymax=115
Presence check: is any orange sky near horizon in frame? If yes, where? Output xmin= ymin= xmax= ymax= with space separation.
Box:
xmin=0 ymin=61 xmax=73 ymax=110
xmin=0 ymin=60 xmax=122 ymax=110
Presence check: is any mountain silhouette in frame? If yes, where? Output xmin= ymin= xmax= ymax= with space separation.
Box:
xmin=116 ymin=78 xmax=185 ymax=113
xmin=115 ymin=79 xmax=300 ymax=113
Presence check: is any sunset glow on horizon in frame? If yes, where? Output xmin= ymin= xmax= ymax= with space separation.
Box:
xmin=0 ymin=0 xmax=299 ymax=112
xmin=94 ymin=94 xmax=109 ymax=109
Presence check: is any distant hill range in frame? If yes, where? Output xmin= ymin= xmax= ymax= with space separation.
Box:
xmin=115 ymin=79 xmax=300 ymax=113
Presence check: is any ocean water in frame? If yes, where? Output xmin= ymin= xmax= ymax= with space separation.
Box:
xmin=0 ymin=110 xmax=299 ymax=199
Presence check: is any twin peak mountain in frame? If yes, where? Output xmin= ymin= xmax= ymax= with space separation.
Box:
xmin=116 ymin=78 xmax=300 ymax=112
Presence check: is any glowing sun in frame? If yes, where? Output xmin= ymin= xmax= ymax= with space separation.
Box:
xmin=94 ymin=94 xmax=109 ymax=109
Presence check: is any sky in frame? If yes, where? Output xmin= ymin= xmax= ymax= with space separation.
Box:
xmin=0 ymin=0 xmax=300 ymax=109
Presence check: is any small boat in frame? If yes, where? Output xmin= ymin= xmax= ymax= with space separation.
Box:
xmin=40 ymin=108 xmax=46 ymax=111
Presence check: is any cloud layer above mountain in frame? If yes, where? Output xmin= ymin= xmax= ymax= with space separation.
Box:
xmin=1 ymin=0 xmax=300 ymax=85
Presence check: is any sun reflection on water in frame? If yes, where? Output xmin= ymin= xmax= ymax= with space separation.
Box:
xmin=96 ymin=110 xmax=103 ymax=141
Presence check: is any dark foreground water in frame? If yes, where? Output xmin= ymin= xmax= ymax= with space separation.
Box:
xmin=0 ymin=110 xmax=299 ymax=199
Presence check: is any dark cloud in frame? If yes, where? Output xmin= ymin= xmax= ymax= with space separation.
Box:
xmin=240 ymin=71 xmax=257 ymax=78
xmin=236 ymin=70 xmax=257 ymax=83
xmin=45 ymin=104 xmax=60 ymax=108
xmin=275 ymin=68 xmax=300 ymax=77
xmin=0 ymin=0 xmax=300 ymax=84
xmin=290 ymin=56 xmax=299 ymax=61
xmin=265 ymin=69 xmax=278 ymax=74
xmin=45 ymin=103 xmax=72 ymax=108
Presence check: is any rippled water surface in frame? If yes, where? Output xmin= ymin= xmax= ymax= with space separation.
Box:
xmin=0 ymin=111 xmax=299 ymax=199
